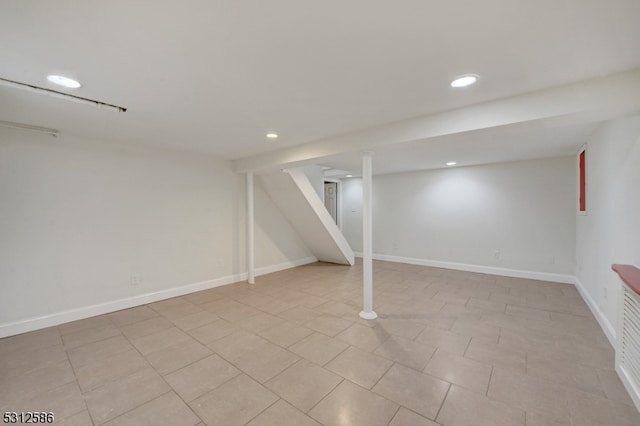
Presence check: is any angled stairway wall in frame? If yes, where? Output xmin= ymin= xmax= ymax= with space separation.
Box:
xmin=258 ymin=168 xmax=355 ymax=265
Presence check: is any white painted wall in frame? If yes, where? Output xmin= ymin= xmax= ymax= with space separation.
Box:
xmin=252 ymin=176 xmax=315 ymax=269
xmin=0 ymin=127 xmax=312 ymax=335
xmin=576 ymin=115 xmax=640 ymax=340
xmin=342 ymin=157 xmax=576 ymax=277
xmin=258 ymin=169 xmax=354 ymax=265
xmin=302 ymin=165 xmax=325 ymax=202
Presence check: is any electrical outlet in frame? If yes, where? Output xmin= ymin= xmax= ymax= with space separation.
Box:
xmin=548 ymin=255 xmax=556 ymax=264
xmin=493 ymin=250 xmax=500 ymax=261
xmin=130 ymin=274 xmax=141 ymax=286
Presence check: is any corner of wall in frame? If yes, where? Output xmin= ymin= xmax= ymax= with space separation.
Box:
xmin=572 ymin=276 xmax=616 ymax=347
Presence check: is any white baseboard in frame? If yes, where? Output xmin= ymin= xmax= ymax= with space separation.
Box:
xmin=254 ymin=256 xmax=318 ymax=276
xmin=617 ymin=364 xmax=640 ymax=414
xmin=354 ymin=252 xmax=618 ymax=349
xmin=573 ymin=276 xmax=616 ymax=347
xmin=354 ymin=252 xmax=575 ymax=284
xmin=0 ymin=256 xmax=317 ymax=339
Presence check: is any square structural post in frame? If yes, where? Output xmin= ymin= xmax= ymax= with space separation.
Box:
xmin=247 ymin=172 xmax=255 ymax=284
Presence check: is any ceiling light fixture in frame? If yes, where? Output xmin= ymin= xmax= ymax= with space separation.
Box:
xmin=47 ymin=75 xmax=81 ymax=89
xmin=0 ymin=77 xmax=126 ymax=112
xmin=450 ymin=74 xmax=478 ymax=88
xmin=446 ymin=161 xmax=457 ymax=166
xmin=266 ymin=133 xmax=279 ymax=139
xmin=346 ymin=174 xmax=353 ymax=178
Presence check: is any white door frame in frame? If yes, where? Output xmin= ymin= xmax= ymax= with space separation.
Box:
xmin=323 ymin=178 xmax=342 ymax=231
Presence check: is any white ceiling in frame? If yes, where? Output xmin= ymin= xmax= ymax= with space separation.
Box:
xmin=320 ymin=121 xmax=601 ymax=177
xmin=1 ymin=1 xmax=640 ymax=174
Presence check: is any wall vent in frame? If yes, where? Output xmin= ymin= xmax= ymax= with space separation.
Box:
xmin=621 ymin=286 xmax=640 ymax=387
xmin=615 ymin=265 xmax=640 ymax=414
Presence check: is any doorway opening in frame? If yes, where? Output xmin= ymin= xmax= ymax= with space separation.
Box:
xmin=324 ymin=181 xmax=339 ymax=226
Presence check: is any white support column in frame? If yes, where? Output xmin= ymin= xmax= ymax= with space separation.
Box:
xmin=246 ymin=172 xmax=255 ymax=284
xmin=360 ymin=151 xmax=377 ymax=319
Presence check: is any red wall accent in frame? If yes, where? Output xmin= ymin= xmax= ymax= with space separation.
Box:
xmin=579 ymin=150 xmax=586 ymax=211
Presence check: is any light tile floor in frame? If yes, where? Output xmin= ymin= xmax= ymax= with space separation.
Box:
xmin=1 ymin=260 xmax=639 ymax=425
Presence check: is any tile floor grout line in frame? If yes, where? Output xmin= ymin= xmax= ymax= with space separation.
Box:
xmin=144 ymin=337 xmax=213 ymax=379
xmin=47 ymin=335 xmax=93 ymax=426
xmin=397 ymin=405 xmax=447 ymax=426
xmin=461 ymin=334 xmax=472 ymax=357
xmin=368 ymin=359 xmax=397 ymax=391
xmin=96 ymin=319 xmax=203 ymax=425
xmin=238 ymin=396 xmax=282 ymax=426
xmin=385 ymin=404 xmax=402 ymax=426
xmin=59 ymin=328 xmax=125 ymax=354
xmin=304 ymin=378 xmax=345 ymax=415
xmin=432 ymin=382 xmax=452 ymax=423
xmin=99 ymin=389 xmax=177 ymax=426
xmin=486 ymin=365 xmax=494 ymax=397
xmin=58 ymin=329 xmax=98 ymax=425
xmin=295 ymin=334 xmax=351 ymax=368
xmin=3 ymin=261 xmax=636 ymax=425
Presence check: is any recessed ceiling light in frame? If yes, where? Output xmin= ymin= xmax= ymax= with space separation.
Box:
xmin=450 ymin=74 xmax=478 ymax=88
xmin=266 ymin=133 xmax=278 ymax=139
xmin=346 ymin=174 xmax=353 ymax=178
xmin=47 ymin=75 xmax=81 ymax=89
xmin=446 ymin=161 xmax=457 ymax=166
